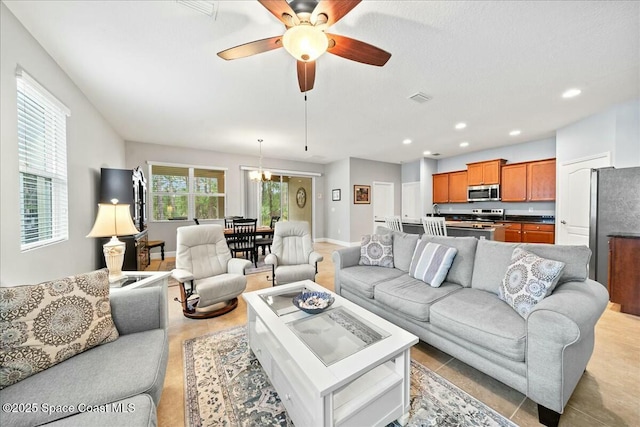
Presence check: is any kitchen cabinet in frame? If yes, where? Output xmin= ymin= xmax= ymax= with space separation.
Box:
xmin=501 ymin=158 xmax=556 ymax=202
xmin=433 ymin=173 xmax=449 ymax=203
xmin=528 ymin=159 xmax=556 ymax=201
xmin=522 ymin=223 xmax=555 ymax=244
xmin=467 ymin=159 xmax=506 ymax=186
xmin=495 ymin=222 xmax=555 ymax=244
xmin=448 ymin=171 xmax=468 ymax=203
xmin=432 ymin=170 xmax=467 ymax=203
xmin=608 ymin=234 xmax=640 ymax=316
xmin=501 ymin=164 xmax=528 ymax=202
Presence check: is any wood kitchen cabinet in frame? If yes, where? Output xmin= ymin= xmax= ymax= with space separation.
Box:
xmin=608 ymin=234 xmax=640 ymax=316
xmin=433 ymin=173 xmax=449 ymax=203
xmin=432 ymin=171 xmax=467 ymax=203
xmin=496 ymin=222 xmax=523 ymax=242
xmin=522 ymin=223 xmax=555 ymax=244
xmin=528 ymin=159 xmax=556 ymax=201
xmin=467 ymin=159 xmax=506 ymax=185
xmin=501 ymin=158 xmax=556 ymax=202
xmin=448 ymin=171 xmax=468 ymax=202
xmin=501 ymin=164 xmax=528 ymax=202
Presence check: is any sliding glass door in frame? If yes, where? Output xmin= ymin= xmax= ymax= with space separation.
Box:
xmin=257 ymin=175 xmax=312 ymax=229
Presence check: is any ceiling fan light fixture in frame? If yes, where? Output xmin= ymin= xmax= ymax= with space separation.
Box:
xmin=282 ymin=24 xmax=328 ymax=62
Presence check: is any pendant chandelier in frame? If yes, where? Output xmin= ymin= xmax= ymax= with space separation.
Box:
xmin=249 ymin=139 xmax=272 ymax=182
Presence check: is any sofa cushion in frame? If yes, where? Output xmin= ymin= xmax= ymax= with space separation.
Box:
xmin=374 ymin=227 xmax=420 ymax=272
xmin=339 ymin=266 xmax=405 ymax=298
xmin=375 ymin=275 xmax=462 ymax=322
xmin=520 ymin=243 xmax=591 ymax=284
xmin=418 ymin=236 xmax=478 ymax=288
xmin=499 ymin=248 xmax=566 ymax=318
xmin=359 ymin=234 xmax=394 ymax=268
xmin=430 ymin=289 xmax=526 ymax=362
xmin=471 ymin=240 xmax=521 ymax=294
xmin=0 ymin=329 xmax=167 ymax=426
xmin=0 ymin=269 xmax=119 ymax=390
xmin=409 ymin=241 xmax=458 ymax=287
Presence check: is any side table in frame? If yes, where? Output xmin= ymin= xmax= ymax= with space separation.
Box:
xmin=109 ymin=271 xmax=171 ymax=292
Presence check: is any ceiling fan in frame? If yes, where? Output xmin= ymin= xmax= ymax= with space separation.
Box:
xmin=217 ymin=0 xmax=391 ymax=92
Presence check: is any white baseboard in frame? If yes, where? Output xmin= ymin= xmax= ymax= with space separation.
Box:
xmin=316 ymin=238 xmax=357 ymax=247
xmin=150 ymin=251 xmax=176 ymax=260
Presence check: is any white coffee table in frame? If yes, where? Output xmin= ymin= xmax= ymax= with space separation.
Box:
xmin=243 ymin=280 xmax=418 ymax=427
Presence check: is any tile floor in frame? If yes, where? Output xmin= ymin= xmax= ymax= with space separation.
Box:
xmin=149 ymin=242 xmax=639 ymax=427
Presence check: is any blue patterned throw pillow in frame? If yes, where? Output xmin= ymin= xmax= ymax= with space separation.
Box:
xmin=359 ymin=234 xmax=394 ymax=268
xmin=498 ymin=248 xmax=566 ymax=318
xmin=409 ymin=241 xmax=458 ymax=287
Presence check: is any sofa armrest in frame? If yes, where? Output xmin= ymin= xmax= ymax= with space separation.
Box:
xmin=309 ymin=251 xmax=324 ymax=265
xmin=526 ymin=279 xmax=609 ymax=413
xmin=332 ymin=247 xmax=361 ymax=294
xmin=110 ymin=286 xmax=169 ymax=335
xmin=228 ymin=258 xmax=252 ymax=275
xmin=172 ymin=268 xmax=193 ymax=283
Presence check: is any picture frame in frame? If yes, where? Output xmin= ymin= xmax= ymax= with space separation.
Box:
xmin=354 ymin=185 xmax=371 ymax=204
xmin=332 ymin=189 xmax=341 ymax=201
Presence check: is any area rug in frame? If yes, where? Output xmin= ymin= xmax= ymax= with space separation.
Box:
xmin=183 ymin=326 xmax=517 ymax=427
xmin=244 ymin=254 xmax=272 ymax=275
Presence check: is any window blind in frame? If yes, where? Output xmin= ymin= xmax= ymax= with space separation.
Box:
xmin=16 ymin=68 xmax=70 ymax=251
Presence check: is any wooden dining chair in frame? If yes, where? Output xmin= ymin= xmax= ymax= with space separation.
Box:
xmin=384 ymin=216 xmax=404 ymax=232
xmin=228 ymin=218 xmax=258 ymax=266
xmin=256 ymin=216 xmax=280 ymax=255
xmin=422 ymin=216 xmax=448 ymax=236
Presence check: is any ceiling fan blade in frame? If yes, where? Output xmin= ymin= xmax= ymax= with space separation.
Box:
xmin=312 ymin=0 xmax=361 ymax=27
xmin=217 ymin=36 xmax=283 ymax=60
xmin=326 ymin=33 xmax=391 ymax=66
xmin=258 ymin=0 xmax=300 ymax=27
xmin=297 ymin=61 xmax=316 ymax=92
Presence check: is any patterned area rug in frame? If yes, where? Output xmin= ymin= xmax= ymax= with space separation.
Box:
xmin=183 ymin=326 xmax=517 ymax=427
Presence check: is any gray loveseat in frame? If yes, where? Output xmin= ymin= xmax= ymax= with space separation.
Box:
xmin=0 ymin=286 xmax=169 ymax=427
xmin=332 ymin=228 xmax=609 ymax=427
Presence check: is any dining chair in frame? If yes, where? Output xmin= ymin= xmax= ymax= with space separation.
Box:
xmin=224 ymin=216 xmax=242 ymax=229
xmin=422 ymin=216 xmax=448 ymax=236
xmin=228 ymin=218 xmax=258 ymax=266
xmin=384 ymin=216 xmax=404 ymax=232
xmin=256 ymin=216 xmax=280 ymax=255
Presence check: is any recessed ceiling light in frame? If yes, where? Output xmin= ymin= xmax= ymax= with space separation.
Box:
xmin=459 ymin=141 xmax=469 ymax=148
xmin=562 ymin=88 xmax=582 ymax=98
xmin=509 ymin=130 xmax=521 ymax=136
xmin=455 ymin=122 xmax=467 ymax=130
xmin=423 ymin=150 xmax=431 ymax=156
xmin=402 ymin=139 xmax=412 ymax=145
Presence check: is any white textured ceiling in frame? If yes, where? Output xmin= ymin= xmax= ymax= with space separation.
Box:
xmin=4 ymin=1 xmax=639 ymax=164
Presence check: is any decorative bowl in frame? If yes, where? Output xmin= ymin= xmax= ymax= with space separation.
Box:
xmin=292 ymin=291 xmax=335 ymax=314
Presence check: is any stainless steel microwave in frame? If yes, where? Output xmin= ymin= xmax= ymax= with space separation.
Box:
xmin=468 ymin=185 xmax=500 ymax=201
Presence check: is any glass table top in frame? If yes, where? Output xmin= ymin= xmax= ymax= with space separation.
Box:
xmin=260 ymin=285 xmax=312 ymax=317
xmin=288 ymin=306 xmax=390 ymax=366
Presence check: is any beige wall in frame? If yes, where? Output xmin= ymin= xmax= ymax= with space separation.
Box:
xmin=288 ymin=177 xmax=312 ymax=226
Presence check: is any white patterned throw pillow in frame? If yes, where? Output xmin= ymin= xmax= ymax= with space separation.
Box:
xmin=409 ymin=241 xmax=458 ymax=287
xmin=499 ymin=248 xmax=566 ymax=318
xmin=359 ymin=234 xmax=394 ymax=268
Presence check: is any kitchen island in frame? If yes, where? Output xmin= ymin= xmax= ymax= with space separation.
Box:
xmin=377 ymin=220 xmax=506 ymax=241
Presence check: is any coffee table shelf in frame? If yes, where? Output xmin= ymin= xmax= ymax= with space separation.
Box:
xmin=243 ymin=280 xmax=418 ymax=427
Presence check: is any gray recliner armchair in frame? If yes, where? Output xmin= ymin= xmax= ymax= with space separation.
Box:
xmin=264 ymin=221 xmax=323 ymax=286
xmin=172 ymin=224 xmax=251 ymax=318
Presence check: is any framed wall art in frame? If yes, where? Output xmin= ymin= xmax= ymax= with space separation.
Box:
xmin=332 ymin=189 xmax=341 ymax=201
xmin=354 ymin=185 xmax=371 ymax=204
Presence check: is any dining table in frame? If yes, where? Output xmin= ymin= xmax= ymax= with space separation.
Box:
xmin=223 ymin=226 xmax=273 ymax=238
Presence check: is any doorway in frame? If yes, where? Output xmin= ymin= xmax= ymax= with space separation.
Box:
xmin=556 ymin=153 xmax=610 ymax=245
xmin=258 ymin=175 xmax=313 ymax=230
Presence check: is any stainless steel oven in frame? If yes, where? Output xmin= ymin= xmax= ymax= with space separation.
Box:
xmin=467 ymin=185 xmax=500 ymax=201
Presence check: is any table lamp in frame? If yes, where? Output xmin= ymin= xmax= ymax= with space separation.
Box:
xmin=87 ymin=198 xmax=139 ymax=282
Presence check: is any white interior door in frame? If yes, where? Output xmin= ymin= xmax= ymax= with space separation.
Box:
xmin=402 ymin=182 xmax=421 ymax=220
xmin=373 ymin=181 xmax=394 ymax=232
xmin=557 ymin=153 xmax=610 ymax=245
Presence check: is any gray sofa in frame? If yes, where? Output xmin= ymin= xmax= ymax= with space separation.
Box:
xmin=332 ymin=228 xmax=609 ymax=427
xmin=0 ymin=286 xmax=169 ymax=427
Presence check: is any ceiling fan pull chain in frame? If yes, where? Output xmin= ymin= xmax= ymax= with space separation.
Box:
xmin=304 ymin=62 xmax=308 ymax=152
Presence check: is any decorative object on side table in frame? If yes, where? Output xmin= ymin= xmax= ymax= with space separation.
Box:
xmin=354 ymin=185 xmax=370 ymax=204
xmin=332 ymin=189 xmax=341 ymax=201
xmin=292 ymin=291 xmax=335 ymax=314
xmin=87 ymin=198 xmax=139 ymax=283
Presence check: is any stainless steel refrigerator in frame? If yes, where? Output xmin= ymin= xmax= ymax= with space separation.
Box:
xmin=589 ymin=166 xmax=640 ymax=286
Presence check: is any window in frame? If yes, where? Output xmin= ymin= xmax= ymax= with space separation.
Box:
xmin=260 ymin=175 xmax=289 ymax=226
xmin=16 ymin=68 xmax=70 ymax=251
xmin=150 ymin=164 xmax=226 ymax=220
